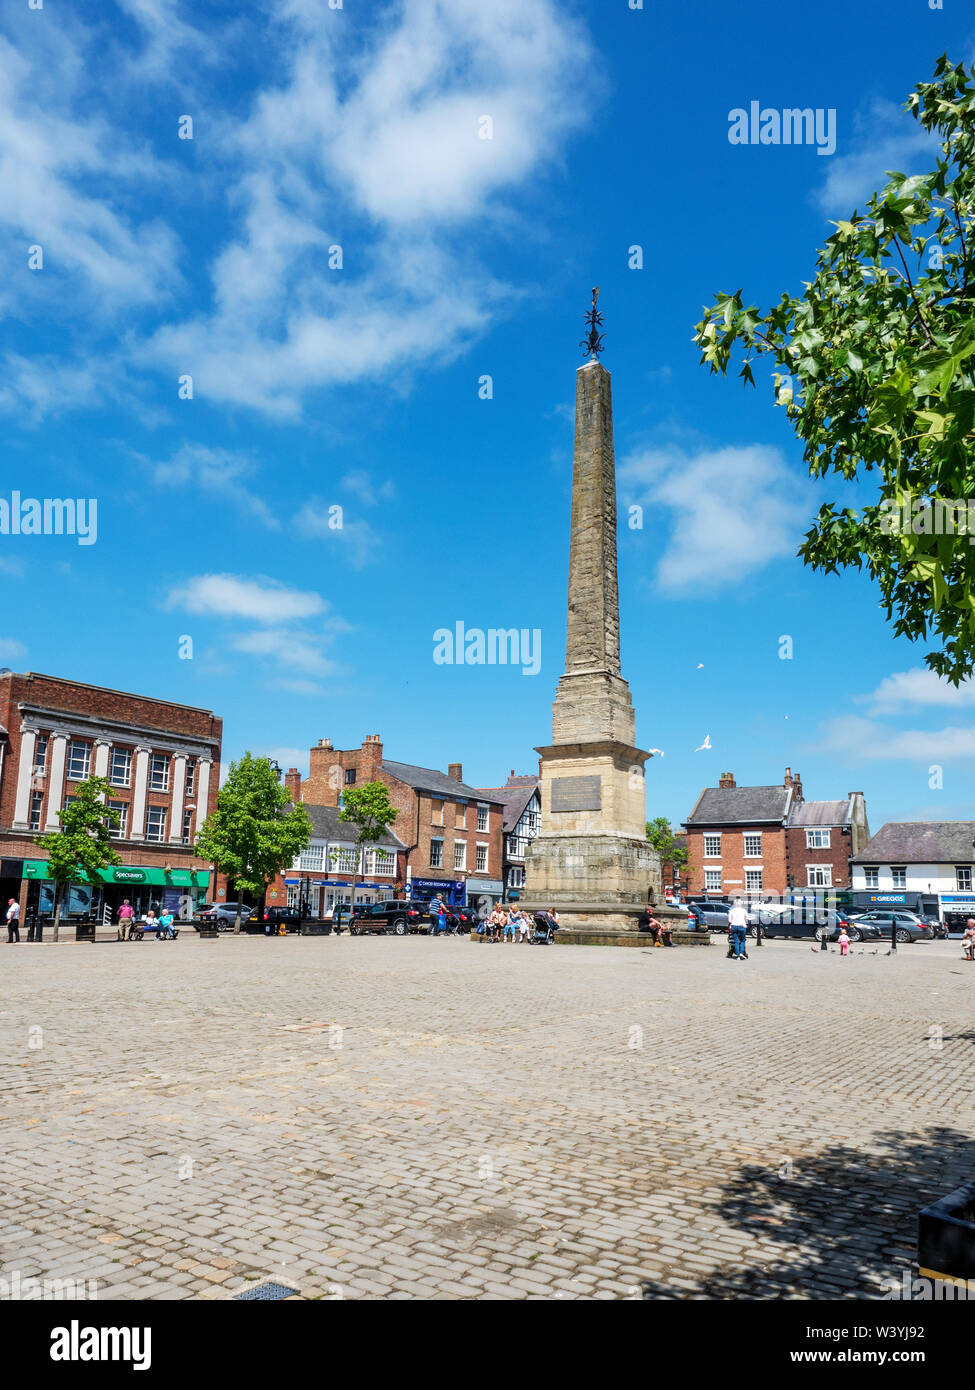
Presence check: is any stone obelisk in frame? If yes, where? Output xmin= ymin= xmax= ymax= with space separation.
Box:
xmin=522 ymin=290 xmax=664 ymax=939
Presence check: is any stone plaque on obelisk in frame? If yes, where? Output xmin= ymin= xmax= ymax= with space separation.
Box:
xmin=522 ymin=290 xmax=663 ymax=938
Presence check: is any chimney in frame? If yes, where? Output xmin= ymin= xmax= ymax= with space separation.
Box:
xmin=360 ymin=734 xmax=383 ymax=780
xmin=317 ymin=737 xmax=333 ymax=750
xmin=719 ymin=772 xmax=736 ymax=789
xmin=792 ymin=770 xmax=802 ymax=800
xmin=784 ymin=766 xmax=792 ymax=787
xmin=448 ymin=762 xmax=463 ymax=782
xmin=285 ymin=767 xmax=302 ymax=802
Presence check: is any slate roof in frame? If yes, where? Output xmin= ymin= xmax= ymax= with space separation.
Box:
xmin=475 ymin=782 xmax=539 ymax=834
xmin=788 ymin=799 xmax=852 ymax=827
xmin=685 ymin=785 xmax=792 ymax=826
xmin=299 ymin=803 xmax=404 ymax=849
xmin=851 ymin=821 xmax=975 ymax=864
xmin=381 ymin=759 xmax=504 ymax=804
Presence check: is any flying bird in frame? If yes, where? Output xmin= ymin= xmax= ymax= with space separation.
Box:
xmin=694 ymin=735 xmax=712 ymax=751
xmin=696 ymin=664 xmax=704 ymax=669
xmin=647 ymin=748 xmax=665 ymax=758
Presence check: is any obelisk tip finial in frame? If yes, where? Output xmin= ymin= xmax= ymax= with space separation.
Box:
xmin=580 ymin=286 xmax=606 ymax=361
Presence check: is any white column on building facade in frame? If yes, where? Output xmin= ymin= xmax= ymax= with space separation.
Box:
xmin=43 ymin=731 xmax=69 ymax=830
xmin=194 ymin=758 xmax=212 ymax=837
xmin=129 ymin=745 xmax=152 ymax=842
xmin=12 ymin=723 xmax=38 ymax=829
xmin=169 ymin=753 xmax=188 ymax=843
xmin=93 ymin=737 xmax=111 ymax=780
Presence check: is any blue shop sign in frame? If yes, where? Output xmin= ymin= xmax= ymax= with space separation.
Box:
xmin=864 ymin=893 xmax=908 ymax=904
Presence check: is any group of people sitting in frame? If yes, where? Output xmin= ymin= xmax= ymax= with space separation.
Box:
xmin=116 ymin=899 xmax=177 ymax=941
xmin=475 ymin=906 xmax=560 ymax=943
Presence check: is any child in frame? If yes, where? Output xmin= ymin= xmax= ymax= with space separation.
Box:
xmin=838 ymin=927 xmax=850 ymax=957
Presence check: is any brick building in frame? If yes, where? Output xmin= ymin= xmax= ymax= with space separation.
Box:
xmin=683 ymin=767 xmax=869 ymax=898
xmin=259 ymin=802 xmax=406 ymax=919
xmin=288 ymin=735 xmax=505 ymax=910
xmin=0 ymin=671 xmax=222 ymax=923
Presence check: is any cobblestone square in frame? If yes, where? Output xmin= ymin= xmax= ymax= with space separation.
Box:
xmin=2 ymin=935 xmax=972 ymax=1300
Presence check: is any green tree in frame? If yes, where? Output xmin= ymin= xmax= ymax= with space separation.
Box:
xmin=335 ymin=782 xmax=400 ymax=909
xmin=35 ymin=776 xmax=122 ymax=943
xmin=646 ymin=816 xmax=688 ymax=889
xmin=195 ymin=753 xmax=312 ymax=933
xmin=693 ymin=56 xmax=975 ymax=682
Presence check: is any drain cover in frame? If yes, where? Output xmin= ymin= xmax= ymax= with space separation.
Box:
xmin=233 ymin=1280 xmax=298 ymax=1301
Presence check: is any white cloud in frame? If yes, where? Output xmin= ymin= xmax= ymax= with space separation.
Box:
xmin=0 ymin=638 xmax=26 ymax=663
xmin=619 ymin=444 xmax=813 ymax=591
xmin=816 ymin=714 xmax=975 ymax=761
xmin=860 ymin=667 xmax=975 ymax=714
xmin=815 ymin=98 xmax=940 ymax=215
xmin=295 ymin=500 xmax=377 ymax=567
xmin=148 ymin=445 xmax=279 ymax=529
xmin=231 ymin=628 xmax=338 ymax=676
xmin=0 ymin=1 xmax=597 ymax=417
xmin=166 ymin=573 xmax=326 ymax=624
xmin=341 ymin=471 xmax=395 ymax=506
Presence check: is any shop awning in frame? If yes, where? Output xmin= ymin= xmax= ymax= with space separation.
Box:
xmin=23 ymin=860 xmax=209 ymax=888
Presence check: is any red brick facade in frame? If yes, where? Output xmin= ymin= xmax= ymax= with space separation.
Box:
xmin=0 ymin=671 xmax=222 ymax=919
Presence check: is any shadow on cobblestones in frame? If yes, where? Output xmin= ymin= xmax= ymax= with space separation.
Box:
xmin=641 ymin=1125 xmax=975 ymax=1301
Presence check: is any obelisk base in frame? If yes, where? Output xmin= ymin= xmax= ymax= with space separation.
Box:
xmin=520 ymin=831 xmax=662 ymax=935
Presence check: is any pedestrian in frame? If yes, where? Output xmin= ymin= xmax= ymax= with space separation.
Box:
xmin=117 ymin=898 xmax=135 ymax=942
xmin=728 ymin=899 xmax=748 ymax=960
xmin=432 ymin=897 xmax=447 ymax=937
xmin=838 ymin=927 xmax=850 ymax=957
xmin=963 ymin=918 xmax=975 ymax=961
xmin=517 ymin=910 xmax=531 ymax=944
xmin=494 ymin=908 xmax=508 ymax=943
xmin=6 ymin=897 xmax=20 ymax=943
xmin=144 ymin=909 xmax=158 ymax=937
xmin=547 ymin=908 xmax=560 ymax=939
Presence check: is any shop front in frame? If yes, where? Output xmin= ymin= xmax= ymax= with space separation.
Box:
xmin=22 ymin=860 xmax=210 ymax=922
xmin=408 ymin=877 xmax=467 ymax=908
xmin=281 ymin=878 xmax=391 ymax=914
xmin=938 ymin=892 xmax=975 ymax=930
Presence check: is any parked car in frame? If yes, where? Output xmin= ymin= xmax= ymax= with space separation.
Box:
xmin=755 ymin=905 xmax=880 ymax=942
xmin=197 ymin=902 xmax=251 ymax=930
xmin=349 ymin=900 xmax=425 ymax=935
xmin=846 ymin=909 xmax=934 ymax=943
xmin=324 ymin=903 xmax=355 ymax=933
xmin=244 ymin=906 xmax=303 ymax=934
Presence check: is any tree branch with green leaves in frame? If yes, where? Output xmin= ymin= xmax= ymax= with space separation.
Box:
xmin=693 ymin=55 xmax=975 ymax=683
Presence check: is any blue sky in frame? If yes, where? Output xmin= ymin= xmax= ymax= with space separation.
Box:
xmin=2 ymin=0 xmax=975 ymax=834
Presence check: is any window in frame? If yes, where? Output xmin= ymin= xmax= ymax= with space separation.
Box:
xmin=745 ymin=869 xmax=763 ymax=892
xmin=806 ymin=866 xmax=832 ymax=887
xmin=344 ymin=768 xmax=356 ymax=785
xmin=148 ymin=754 xmax=170 ymax=792
xmin=508 ymin=867 xmax=525 ymax=889
xmin=287 ymin=885 xmax=300 ymax=910
xmin=182 ymin=808 xmax=193 ymax=844
xmin=743 ymin=833 xmax=762 ymax=857
xmin=109 ymin=747 xmax=131 ymax=787
xmin=29 ymin=791 xmax=43 ymax=831
xmin=145 ymin=806 xmax=166 ymax=841
xmin=330 ymin=846 xmax=359 ymax=875
xmin=476 ymin=805 xmax=489 ymax=832
xmin=453 ymin=841 xmax=466 ymax=871
xmin=956 ymin=866 xmax=973 ymax=892
xmin=475 ymin=843 xmax=488 ymax=873
xmin=455 ymin=803 xmax=466 ymax=829
xmin=300 ymin=844 xmax=324 ymax=872
xmin=66 ymin=741 xmax=91 ymax=781
xmin=891 ymin=866 xmax=907 ymax=889
xmin=34 ymin=735 xmax=48 ymax=772
xmin=704 ymin=869 xmax=722 ymax=891
xmin=806 ymin=829 xmax=831 ymax=849
xmin=108 ymin=801 xmax=129 ymax=839
xmin=184 ymin=757 xmax=196 ymax=796
xmin=429 ymin=838 xmax=443 ymax=868
xmin=863 ymin=866 xmax=879 ymax=889
xmin=703 ymin=834 xmax=721 ymax=857
xmin=366 ymin=848 xmax=395 ymax=876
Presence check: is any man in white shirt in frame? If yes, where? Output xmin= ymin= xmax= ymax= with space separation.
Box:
xmin=728 ymin=900 xmax=748 ymax=960
xmin=6 ymin=897 xmax=20 ymax=944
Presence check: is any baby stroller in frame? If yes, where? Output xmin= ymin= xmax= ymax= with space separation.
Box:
xmin=531 ymin=913 xmax=554 ymax=945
